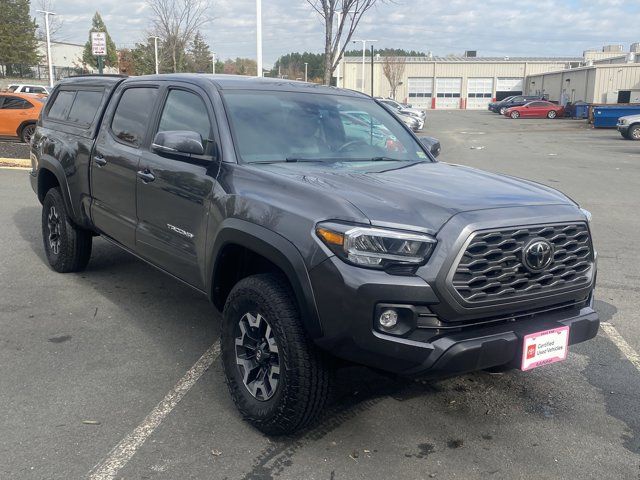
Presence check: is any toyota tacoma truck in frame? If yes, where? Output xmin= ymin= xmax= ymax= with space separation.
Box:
xmin=30 ymin=74 xmax=599 ymax=435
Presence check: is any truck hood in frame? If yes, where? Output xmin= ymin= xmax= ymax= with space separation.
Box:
xmin=255 ymin=161 xmax=574 ymax=234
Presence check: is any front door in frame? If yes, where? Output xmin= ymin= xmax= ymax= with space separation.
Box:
xmin=135 ymin=85 xmax=217 ymax=289
xmin=90 ymin=86 xmax=160 ymax=249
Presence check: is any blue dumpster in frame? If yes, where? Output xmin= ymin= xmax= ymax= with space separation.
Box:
xmin=593 ymin=105 xmax=640 ymax=128
xmin=573 ymin=102 xmax=589 ymax=119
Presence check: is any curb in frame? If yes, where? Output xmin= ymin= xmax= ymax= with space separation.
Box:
xmin=0 ymin=158 xmax=30 ymax=168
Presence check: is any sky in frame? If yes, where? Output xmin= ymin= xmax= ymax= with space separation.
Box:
xmin=32 ymin=0 xmax=640 ymax=66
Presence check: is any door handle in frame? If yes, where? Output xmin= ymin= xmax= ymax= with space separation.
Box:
xmin=94 ymin=156 xmax=107 ymax=166
xmin=137 ymin=169 xmax=155 ymax=183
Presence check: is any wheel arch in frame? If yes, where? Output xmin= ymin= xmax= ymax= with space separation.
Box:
xmin=17 ymin=120 xmax=37 ymax=138
xmin=36 ymin=158 xmax=76 ymax=218
xmin=209 ymin=219 xmax=323 ymax=339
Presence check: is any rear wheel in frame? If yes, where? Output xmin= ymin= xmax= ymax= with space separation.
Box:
xmin=42 ymin=187 xmax=92 ymax=272
xmin=547 ymin=110 xmax=557 ymax=119
xmin=221 ymin=273 xmax=333 ymax=435
xmin=20 ymin=123 xmax=36 ymax=143
xmin=628 ymin=124 xmax=640 ymax=140
xmin=510 ymin=111 xmax=520 ymax=119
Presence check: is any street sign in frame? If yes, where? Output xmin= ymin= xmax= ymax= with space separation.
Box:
xmin=91 ymin=32 xmax=107 ymax=56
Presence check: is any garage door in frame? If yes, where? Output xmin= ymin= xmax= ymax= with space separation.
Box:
xmin=435 ymin=78 xmax=462 ymax=109
xmin=467 ymin=78 xmax=493 ymax=109
xmin=407 ymin=78 xmax=433 ymax=109
xmin=496 ymin=78 xmax=523 ymax=101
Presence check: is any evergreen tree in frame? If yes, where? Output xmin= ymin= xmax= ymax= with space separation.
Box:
xmin=0 ymin=0 xmax=39 ymax=67
xmin=82 ymin=12 xmax=118 ymax=69
xmin=185 ymin=31 xmax=212 ymax=73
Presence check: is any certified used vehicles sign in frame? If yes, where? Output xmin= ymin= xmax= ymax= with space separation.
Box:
xmin=521 ymin=326 xmax=570 ymax=371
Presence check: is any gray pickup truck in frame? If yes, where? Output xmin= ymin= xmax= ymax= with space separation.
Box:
xmin=30 ymin=74 xmax=599 ymax=435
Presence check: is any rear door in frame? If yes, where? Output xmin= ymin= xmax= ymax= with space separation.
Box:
xmin=135 ymin=83 xmax=218 ymax=289
xmin=0 ymin=96 xmax=33 ymax=136
xmin=90 ymin=84 xmax=160 ymax=249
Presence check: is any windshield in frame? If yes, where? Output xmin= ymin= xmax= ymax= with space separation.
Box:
xmin=222 ymin=90 xmax=430 ymax=164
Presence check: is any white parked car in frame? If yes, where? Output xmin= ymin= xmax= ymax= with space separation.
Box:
xmin=376 ymin=97 xmax=426 ymax=122
xmin=617 ymin=114 xmax=640 ymax=140
xmin=6 ymin=84 xmax=51 ymax=95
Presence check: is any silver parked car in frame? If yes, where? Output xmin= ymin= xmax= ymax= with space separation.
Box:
xmin=376 ymin=97 xmax=427 ymax=122
xmin=617 ymin=114 xmax=640 ymax=140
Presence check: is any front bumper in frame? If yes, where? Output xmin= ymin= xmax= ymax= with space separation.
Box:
xmin=310 ymin=256 xmax=598 ymax=377
xmin=617 ymin=124 xmax=629 ymax=134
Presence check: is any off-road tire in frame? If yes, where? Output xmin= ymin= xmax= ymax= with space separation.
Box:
xmin=221 ymin=273 xmax=333 ymax=435
xmin=42 ymin=187 xmax=92 ymax=272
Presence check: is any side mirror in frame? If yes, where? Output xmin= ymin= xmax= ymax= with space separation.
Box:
xmin=152 ymin=130 xmax=205 ymax=156
xmin=419 ymin=136 xmax=441 ymax=158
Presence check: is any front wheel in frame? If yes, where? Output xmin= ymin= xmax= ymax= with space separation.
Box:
xmin=628 ymin=125 xmax=640 ymax=140
xmin=500 ymin=107 xmax=507 ymax=115
xmin=547 ymin=110 xmax=557 ymax=119
xmin=510 ymin=111 xmax=520 ymax=119
xmin=221 ymin=274 xmax=333 ymax=435
xmin=42 ymin=187 xmax=92 ymax=272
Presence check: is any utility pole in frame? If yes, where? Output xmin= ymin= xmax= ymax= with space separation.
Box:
xmin=256 ymin=0 xmax=262 ymax=77
xmin=36 ymin=10 xmax=55 ymax=87
xmin=304 ymin=62 xmax=308 ymax=82
xmin=150 ymin=36 xmax=160 ymax=74
xmin=212 ymin=52 xmax=216 ymax=74
xmin=352 ymin=39 xmax=377 ymax=93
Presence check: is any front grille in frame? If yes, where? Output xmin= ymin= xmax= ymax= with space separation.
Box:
xmin=451 ymin=223 xmax=593 ymax=304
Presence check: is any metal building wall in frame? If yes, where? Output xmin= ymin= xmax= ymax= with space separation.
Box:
xmin=341 ymin=58 xmax=575 ymax=108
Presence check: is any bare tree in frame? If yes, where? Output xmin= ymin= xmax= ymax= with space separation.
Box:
xmin=36 ymin=0 xmax=64 ymax=40
xmin=382 ymin=56 xmax=405 ymax=99
xmin=147 ymin=0 xmax=211 ymax=73
xmin=307 ymin=0 xmax=381 ymax=85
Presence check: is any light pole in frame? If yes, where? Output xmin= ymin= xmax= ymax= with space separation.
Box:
xmin=150 ymin=36 xmax=160 ymax=74
xmin=304 ymin=62 xmax=308 ymax=82
xmin=256 ymin=0 xmax=262 ymax=77
xmin=212 ymin=52 xmax=216 ymax=74
xmin=352 ymin=39 xmax=377 ymax=93
xmin=36 ymin=9 xmax=55 ymax=87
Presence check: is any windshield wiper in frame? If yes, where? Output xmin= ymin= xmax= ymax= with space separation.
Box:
xmin=250 ymin=158 xmax=327 ymax=164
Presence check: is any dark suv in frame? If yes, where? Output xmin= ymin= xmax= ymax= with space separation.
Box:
xmin=30 ymin=74 xmax=598 ymax=435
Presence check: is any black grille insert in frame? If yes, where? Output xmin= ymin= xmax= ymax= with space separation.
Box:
xmin=451 ymin=223 xmax=593 ymax=304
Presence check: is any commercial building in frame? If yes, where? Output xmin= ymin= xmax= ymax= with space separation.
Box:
xmin=340 ymin=44 xmax=640 ymax=109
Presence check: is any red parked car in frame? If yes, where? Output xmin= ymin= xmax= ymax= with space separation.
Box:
xmin=504 ymin=101 xmax=564 ymax=119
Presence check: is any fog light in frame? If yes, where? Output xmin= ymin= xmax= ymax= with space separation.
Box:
xmin=379 ymin=309 xmax=398 ymax=329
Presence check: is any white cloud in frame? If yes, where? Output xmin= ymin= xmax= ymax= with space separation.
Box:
xmin=32 ymin=0 xmax=640 ymax=65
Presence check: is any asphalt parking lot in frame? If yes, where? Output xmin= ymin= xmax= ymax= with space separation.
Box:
xmin=1 ymin=111 xmax=639 ymax=480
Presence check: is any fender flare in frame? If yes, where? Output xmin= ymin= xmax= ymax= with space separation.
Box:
xmin=209 ymin=219 xmax=323 ymax=339
xmin=36 ymin=157 xmax=76 ymax=218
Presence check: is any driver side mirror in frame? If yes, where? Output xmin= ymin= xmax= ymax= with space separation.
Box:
xmin=152 ymin=130 xmax=205 ymax=156
xmin=419 ymin=136 xmax=441 ymax=158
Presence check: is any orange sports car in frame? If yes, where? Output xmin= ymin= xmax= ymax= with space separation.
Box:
xmin=0 ymin=92 xmax=46 ymax=143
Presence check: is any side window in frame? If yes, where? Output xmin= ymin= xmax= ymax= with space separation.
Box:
xmin=157 ymin=89 xmax=212 ymax=146
xmin=67 ymin=90 xmax=104 ymax=126
xmin=48 ymin=90 xmax=76 ymax=120
xmin=111 ymin=87 xmax=158 ymax=147
xmin=1 ymin=97 xmax=32 ymax=109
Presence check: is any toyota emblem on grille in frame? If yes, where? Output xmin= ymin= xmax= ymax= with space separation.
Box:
xmin=523 ymin=239 xmax=554 ymax=272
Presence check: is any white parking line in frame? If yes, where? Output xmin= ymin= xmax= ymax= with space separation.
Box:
xmin=600 ymin=322 xmax=640 ymax=373
xmin=87 ymin=341 xmax=221 ymax=480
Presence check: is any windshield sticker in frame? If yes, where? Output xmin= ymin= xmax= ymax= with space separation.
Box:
xmin=417 ymin=151 xmax=427 ymax=158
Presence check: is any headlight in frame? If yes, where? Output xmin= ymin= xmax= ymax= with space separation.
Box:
xmin=619 ymin=118 xmax=627 ymax=125
xmin=580 ymin=208 xmax=592 ymax=224
xmin=316 ymin=223 xmax=436 ymax=270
